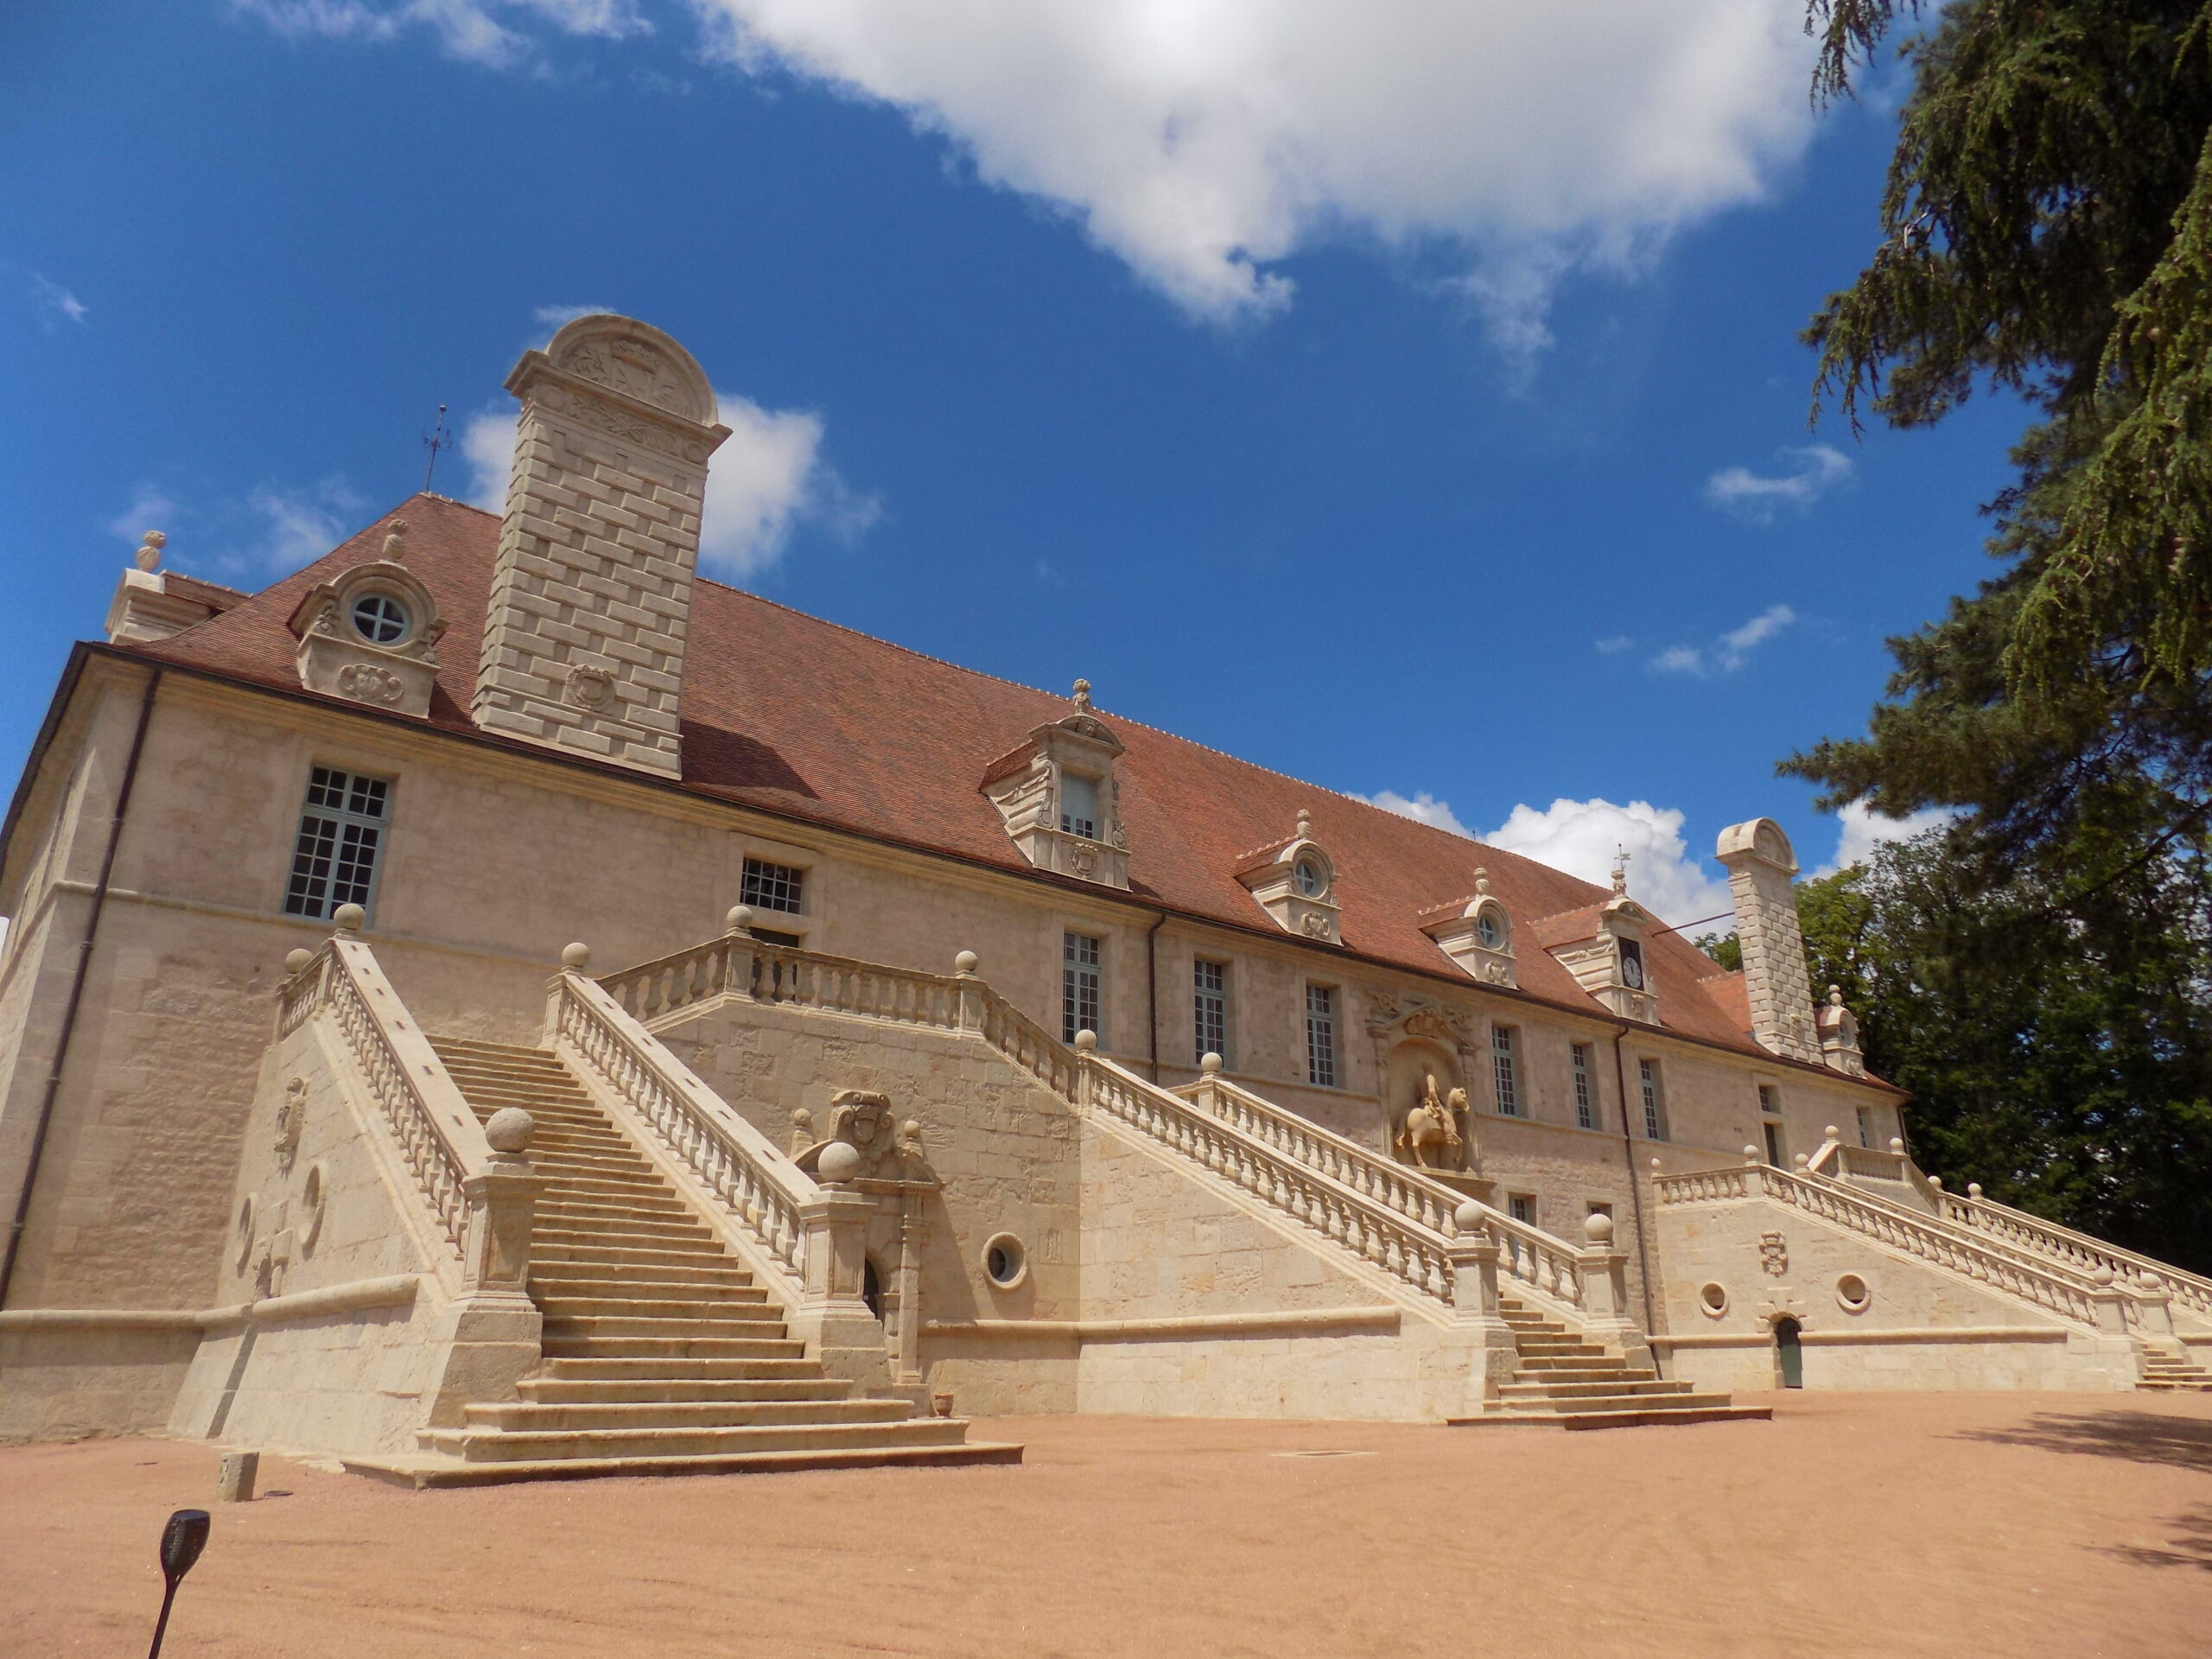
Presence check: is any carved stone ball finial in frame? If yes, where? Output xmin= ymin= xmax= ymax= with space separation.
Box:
xmin=1890 ymin=1137 xmax=1906 ymax=1155
xmin=1199 ymin=1052 xmax=1224 ymax=1077
xmin=1927 ymin=1174 xmax=1943 ymax=1191
xmin=1071 ymin=677 xmax=1093 ymax=711
xmin=332 ymin=903 xmax=366 ymax=937
xmin=562 ymin=942 xmax=591 ymax=971
xmin=1745 ymin=1145 xmax=1762 ymax=1165
xmin=135 ymin=530 xmax=167 ymax=571
xmin=1452 ymin=1199 xmax=1485 ymax=1235
xmin=382 ymin=518 xmax=409 ymax=562
xmin=1828 ymin=984 xmax=1846 ymax=1007
xmin=1967 ymin=1181 xmax=1983 ymax=1199
xmin=1073 ymin=1029 xmax=1097 ymax=1052
xmin=1793 ymin=1153 xmax=1809 ymax=1169
xmin=1583 ymin=1211 xmax=1614 ymax=1246
xmin=1825 ymin=1125 xmax=1840 ymax=1144
xmin=953 ymin=950 xmax=978 ymax=977
xmin=483 ymin=1106 xmax=536 ymax=1154
xmin=1650 ymin=1156 xmax=1662 ymax=1172
xmin=816 ymin=1140 xmax=863 ymax=1187
xmin=285 ymin=948 xmax=313 ymax=976
xmin=726 ymin=905 xmax=753 ymax=936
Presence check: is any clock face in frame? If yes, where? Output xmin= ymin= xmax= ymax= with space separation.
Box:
xmin=1294 ymin=857 xmax=1324 ymax=898
xmin=1620 ymin=950 xmax=1645 ymax=988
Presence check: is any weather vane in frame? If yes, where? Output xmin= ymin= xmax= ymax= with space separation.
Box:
xmin=422 ymin=404 xmax=453 ymax=493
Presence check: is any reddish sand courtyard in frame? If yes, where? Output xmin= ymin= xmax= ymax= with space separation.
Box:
xmin=4 ymin=1391 xmax=2209 ymax=1657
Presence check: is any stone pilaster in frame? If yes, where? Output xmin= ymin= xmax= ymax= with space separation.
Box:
xmin=1715 ymin=817 xmax=1821 ymax=1064
xmin=474 ymin=314 xmax=730 ymax=779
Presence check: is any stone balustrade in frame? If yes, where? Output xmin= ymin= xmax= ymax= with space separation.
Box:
xmin=280 ymin=923 xmax=534 ymax=1294
xmin=1936 ymin=1187 xmax=2212 ymax=1327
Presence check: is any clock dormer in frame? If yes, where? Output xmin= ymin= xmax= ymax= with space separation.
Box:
xmin=1419 ymin=868 xmax=1516 ymax=987
xmin=1541 ymin=863 xmax=1658 ymax=1022
xmin=981 ymin=679 xmax=1130 ymax=888
xmin=1235 ymin=809 xmax=1343 ymax=944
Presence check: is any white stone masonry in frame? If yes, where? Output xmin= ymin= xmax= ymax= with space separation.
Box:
xmin=1715 ymin=817 xmax=1821 ymax=1064
xmin=474 ymin=315 xmax=731 ymax=779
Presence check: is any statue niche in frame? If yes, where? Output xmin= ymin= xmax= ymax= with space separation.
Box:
xmin=1395 ymin=1071 xmax=1468 ymax=1170
xmin=1382 ymin=1034 xmax=1474 ymax=1173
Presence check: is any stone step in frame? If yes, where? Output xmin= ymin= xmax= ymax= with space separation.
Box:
xmin=343 ymin=1440 xmax=1026 ymax=1489
xmin=520 ymin=1374 xmax=849 ymax=1405
xmin=1516 ymin=1354 xmax=1637 ymax=1372
xmin=1501 ymin=1389 xmax=1740 ymax=1414
xmin=540 ymin=1335 xmax=806 ymax=1361
xmin=537 ymin=1295 xmax=782 ymax=1323
xmin=465 ymin=1398 xmax=913 ymax=1433
xmin=1510 ymin=1366 xmax=1659 ymax=1385
xmin=526 ymin=1282 xmax=769 ymax=1309
xmin=533 ymin=1242 xmax=737 ymax=1270
xmin=533 ymin=1224 xmax=725 ymax=1251
xmin=534 ymin=1202 xmax=701 ymax=1228
xmin=538 ymin=1355 xmax=825 ymax=1382
xmin=1450 ymin=1404 xmax=1774 ymax=1431
xmin=423 ymin=1417 xmax=972 ymax=1465
xmin=1499 ymin=1378 xmax=1694 ymax=1401
xmin=543 ymin=1314 xmax=790 ymax=1341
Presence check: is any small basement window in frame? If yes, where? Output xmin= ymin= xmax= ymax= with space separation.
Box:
xmin=741 ymin=855 xmax=805 ymax=916
xmin=283 ymin=765 xmax=391 ymax=922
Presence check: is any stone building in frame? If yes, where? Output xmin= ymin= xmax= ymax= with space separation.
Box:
xmin=1 ymin=315 xmax=2204 ymax=1482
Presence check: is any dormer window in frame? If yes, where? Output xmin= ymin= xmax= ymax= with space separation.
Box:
xmin=1418 ymin=868 xmax=1516 ymax=987
xmin=1060 ymin=773 xmax=1100 ymax=840
xmin=1234 ymin=810 xmax=1343 ymax=945
xmin=285 ymin=518 xmax=446 ymax=720
xmin=981 ymin=679 xmax=1130 ymax=889
xmin=351 ymin=592 xmax=409 ymax=645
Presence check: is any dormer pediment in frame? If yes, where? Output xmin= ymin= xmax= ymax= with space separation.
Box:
xmin=1236 ymin=810 xmax=1342 ymax=945
xmin=982 ymin=680 xmax=1130 ymax=888
xmin=1420 ymin=868 xmax=1516 ymax=987
xmin=286 ymin=520 xmax=447 ymax=719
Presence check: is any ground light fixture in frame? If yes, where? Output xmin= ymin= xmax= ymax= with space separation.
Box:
xmin=146 ymin=1509 xmax=210 ymax=1659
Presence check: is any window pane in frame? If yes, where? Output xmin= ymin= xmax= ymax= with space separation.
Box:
xmin=1639 ymin=1058 xmax=1664 ymax=1140
xmin=1192 ymin=960 xmax=1227 ymax=1065
xmin=1062 ymin=931 xmax=1102 ymax=1045
xmin=741 ymin=856 xmax=805 ymax=915
xmin=1571 ymin=1042 xmax=1595 ymax=1130
xmin=1492 ymin=1026 xmax=1518 ymax=1116
xmin=1306 ymin=984 xmax=1336 ymax=1087
xmin=1059 ymin=774 xmax=1099 ymax=840
xmin=283 ymin=766 xmax=392 ymax=922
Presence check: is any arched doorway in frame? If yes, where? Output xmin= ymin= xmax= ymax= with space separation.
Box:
xmin=1774 ymin=1315 xmax=1803 ymax=1389
xmin=862 ymin=1258 xmax=883 ymax=1320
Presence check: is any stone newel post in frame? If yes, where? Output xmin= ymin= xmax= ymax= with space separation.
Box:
xmin=428 ymin=1104 xmax=546 ymax=1428
xmin=1575 ymin=1211 xmax=1652 ymax=1370
xmin=462 ymin=1107 xmax=543 ymax=1297
xmin=792 ymin=1140 xmax=893 ymax=1395
xmin=1446 ymin=1204 xmax=1519 ymax=1414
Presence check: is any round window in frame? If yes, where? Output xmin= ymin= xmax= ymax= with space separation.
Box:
xmin=1294 ymin=857 xmax=1325 ymax=898
xmin=1698 ymin=1281 xmax=1729 ymax=1319
xmin=1476 ymin=909 xmax=1503 ymax=950
xmin=982 ymin=1231 xmax=1028 ymax=1289
xmin=351 ymin=592 xmax=409 ymax=645
xmin=1835 ymin=1273 xmax=1872 ymax=1313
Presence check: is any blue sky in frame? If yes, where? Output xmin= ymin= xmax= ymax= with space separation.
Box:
xmin=1 ymin=3 xmax=2013 ymax=928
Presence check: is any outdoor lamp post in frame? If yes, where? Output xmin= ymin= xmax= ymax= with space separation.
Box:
xmin=146 ymin=1508 xmax=210 ymax=1659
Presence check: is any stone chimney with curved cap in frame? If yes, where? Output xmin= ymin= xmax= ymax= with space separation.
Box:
xmin=1715 ymin=817 xmax=1821 ymax=1064
xmin=474 ymin=314 xmax=732 ymax=779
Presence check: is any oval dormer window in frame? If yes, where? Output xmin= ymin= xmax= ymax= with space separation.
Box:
xmin=1294 ymin=856 xmax=1325 ymax=898
xmin=1476 ymin=910 xmax=1503 ymax=949
xmin=351 ymin=592 xmax=409 ymax=645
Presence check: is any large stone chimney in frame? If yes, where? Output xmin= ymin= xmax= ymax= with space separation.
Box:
xmin=474 ymin=314 xmax=730 ymax=779
xmin=1714 ymin=817 xmax=1821 ymax=1064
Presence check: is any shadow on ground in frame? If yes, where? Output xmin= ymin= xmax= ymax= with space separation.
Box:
xmin=2101 ymin=1506 xmax=2212 ymax=1573
xmin=1955 ymin=1409 xmax=2212 ymax=1472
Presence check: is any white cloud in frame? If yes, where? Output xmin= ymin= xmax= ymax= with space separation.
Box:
xmin=1705 ymin=442 xmax=1853 ymax=523
xmin=107 ymin=484 xmax=180 ymax=543
xmin=1359 ymin=790 xmax=1472 ymax=837
xmin=245 ymin=479 xmax=370 ymax=573
xmin=1594 ymin=635 xmax=1635 ymax=657
xmin=237 ymin=1 xmax=1821 ymax=356
xmin=1810 ymin=798 xmax=1953 ymax=880
xmin=460 ymin=386 xmax=879 ymax=579
xmin=532 ymin=302 xmax=617 ymax=330
xmin=1649 ymin=602 xmax=1796 ymax=677
xmin=1484 ymin=797 xmax=1734 ymax=927
xmin=4 ymin=264 xmax=90 ymax=330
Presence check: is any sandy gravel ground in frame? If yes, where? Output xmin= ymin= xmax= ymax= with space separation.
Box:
xmin=4 ymin=1391 xmax=2209 ymax=1657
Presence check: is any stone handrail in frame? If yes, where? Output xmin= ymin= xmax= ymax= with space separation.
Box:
xmin=280 ymin=938 xmax=493 ymax=1262
xmin=593 ymin=931 xmax=1593 ymax=1325
xmin=548 ymin=965 xmax=817 ymax=1294
xmin=1936 ymin=1189 xmax=2212 ymax=1325
xmin=1655 ymin=1160 xmax=2113 ymax=1330
xmin=1185 ymin=1071 xmax=1588 ymax=1316
xmin=1084 ymin=1052 xmax=1465 ymax=1313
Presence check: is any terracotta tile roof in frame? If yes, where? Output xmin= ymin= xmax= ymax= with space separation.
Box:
xmin=122 ymin=493 xmax=1827 ymax=1069
xmin=1530 ymin=904 xmax=1611 ymax=951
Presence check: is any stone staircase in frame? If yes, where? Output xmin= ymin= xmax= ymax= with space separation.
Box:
xmin=1466 ymin=1295 xmax=1771 ymax=1430
xmin=2136 ymin=1351 xmax=2212 ymax=1392
xmin=352 ymin=1037 xmax=1018 ymax=1486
